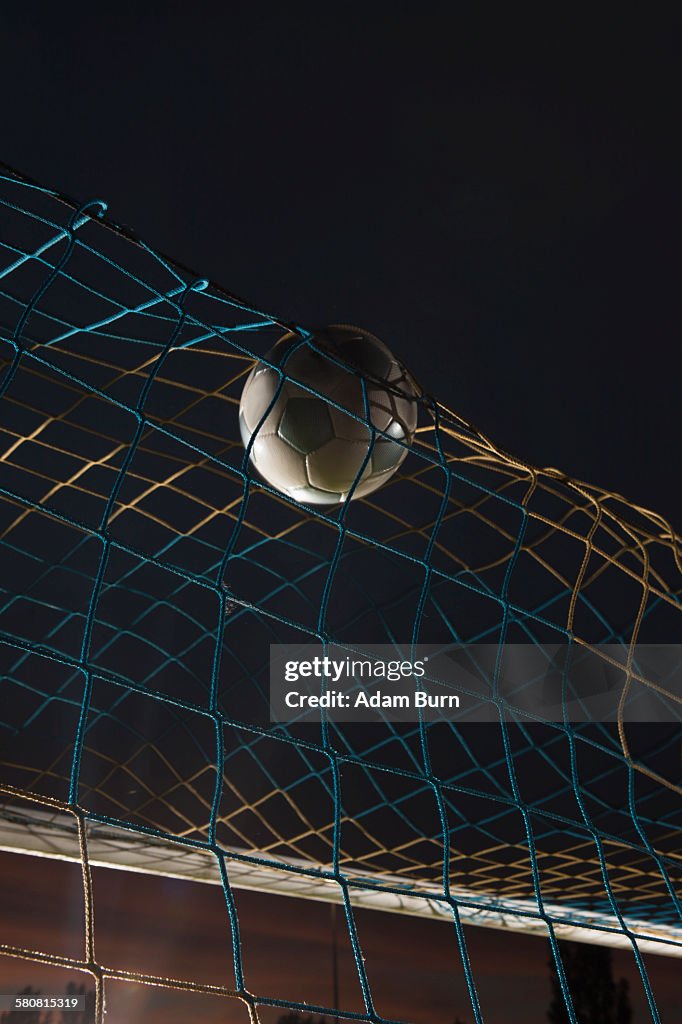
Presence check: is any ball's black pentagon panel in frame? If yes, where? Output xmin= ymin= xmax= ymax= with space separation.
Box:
xmin=278 ymin=396 xmax=335 ymax=454
xmin=372 ymin=438 xmax=406 ymax=474
xmin=306 ymin=437 xmax=372 ymax=495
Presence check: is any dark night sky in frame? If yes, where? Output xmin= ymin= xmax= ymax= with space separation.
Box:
xmin=1 ymin=5 xmax=679 ymax=527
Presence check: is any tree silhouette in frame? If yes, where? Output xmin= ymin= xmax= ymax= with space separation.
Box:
xmin=64 ymin=982 xmax=95 ymax=1023
xmin=276 ymin=1015 xmax=333 ymax=1024
xmin=615 ymin=978 xmax=633 ymax=1024
xmin=0 ymin=983 xmax=95 ymax=1024
xmin=547 ymin=941 xmax=632 ymax=1024
xmin=0 ymin=986 xmax=46 ymax=1024
xmin=276 ymin=1013 xmax=468 ymax=1024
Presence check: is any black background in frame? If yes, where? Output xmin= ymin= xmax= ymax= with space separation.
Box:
xmin=2 ymin=5 xmax=680 ymax=526
xmin=1 ymin=10 xmax=681 ymax=1019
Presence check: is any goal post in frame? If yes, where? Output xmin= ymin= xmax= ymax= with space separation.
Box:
xmin=1 ymin=800 xmax=681 ymax=961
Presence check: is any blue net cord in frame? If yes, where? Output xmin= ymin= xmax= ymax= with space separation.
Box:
xmin=0 ymin=162 xmax=680 ymax=1023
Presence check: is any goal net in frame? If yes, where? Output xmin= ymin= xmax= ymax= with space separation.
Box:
xmin=0 ymin=163 xmax=680 ymax=1023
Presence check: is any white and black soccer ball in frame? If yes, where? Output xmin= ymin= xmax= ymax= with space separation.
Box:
xmin=238 ymin=324 xmax=419 ymax=504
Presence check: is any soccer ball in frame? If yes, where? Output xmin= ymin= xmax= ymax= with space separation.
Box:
xmin=238 ymin=324 xmax=419 ymax=504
